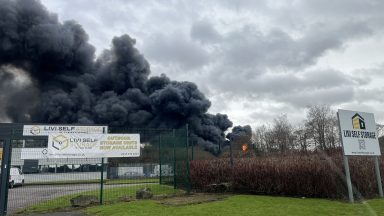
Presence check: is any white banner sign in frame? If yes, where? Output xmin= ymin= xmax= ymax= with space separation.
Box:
xmin=21 ymin=148 xmax=49 ymax=159
xmin=23 ymin=125 xmax=108 ymax=136
xmin=47 ymin=133 xmax=140 ymax=158
xmin=338 ymin=109 xmax=381 ymax=156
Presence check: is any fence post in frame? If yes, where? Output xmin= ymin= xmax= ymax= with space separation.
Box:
xmin=173 ymin=129 xmax=176 ymax=189
xmin=186 ymin=124 xmax=191 ymax=194
xmin=100 ymin=158 xmax=104 ymax=205
xmin=0 ymin=139 xmax=12 ymax=216
xmin=159 ymin=135 xmax=162 ymax=184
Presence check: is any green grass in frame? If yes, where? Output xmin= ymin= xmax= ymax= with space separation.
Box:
xmin=20 ymin=184 xmax=182 ymax=214
xmin=86 ymin=195 xmax=384 ymax=216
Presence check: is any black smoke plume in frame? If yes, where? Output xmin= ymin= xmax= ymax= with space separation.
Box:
xmin=0 ymin=0 xmax=232 ymax=154
xmin=226 ymin=125 xmax=253 ymax=147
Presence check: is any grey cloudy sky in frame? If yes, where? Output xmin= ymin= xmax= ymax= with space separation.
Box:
xmin=41 ymin=0 xmax=384 ymax=127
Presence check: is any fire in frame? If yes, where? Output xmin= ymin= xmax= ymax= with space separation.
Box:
xmin=242 ymin=144 xmax=248 ymax=152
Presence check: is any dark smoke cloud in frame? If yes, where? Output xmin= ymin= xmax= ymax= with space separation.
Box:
xmin=0 ymin=0 xmax=233 ymax=154
xmin=0 ymin=65 xmax=38 ymax=122
xmin=226 ymin=125 xmax=252 ymax=145
xmin=190 ymin=113 xmax=233 ymax=155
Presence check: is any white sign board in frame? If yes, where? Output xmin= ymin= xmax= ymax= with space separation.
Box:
xmin=21 ymin=148 xmax=49 ymax=159
xmin=47 ymin=133 xmax=140 ymax=158
xmin=23 ymin=125 xmax=108 ymax=136
xmin=338 ymin=109 xmax=381 ymax=156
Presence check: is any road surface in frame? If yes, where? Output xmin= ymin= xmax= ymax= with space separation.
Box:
xmin=24 ymin=172 xmax=106 ymax=183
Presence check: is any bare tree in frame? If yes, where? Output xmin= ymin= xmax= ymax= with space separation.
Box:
xmin=305 ymin=105 xmax=339 ymax=150
xmin=252 ymin=105 xmax=342 ymax=154
xmin=253 ymin=123 xmax=280 ymax=154
xmin=377 ymin=124 xmax=384 ymax=137
xmin=253 ymin=124 xmax=268 ymax=153
xmin=272 ymin=114 xmax=294 ymax=153
xmin=293 ymin=124 xmax=309 ymax=152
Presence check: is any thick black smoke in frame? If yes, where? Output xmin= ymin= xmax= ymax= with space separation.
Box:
xmin=0 ymin=0 xmax=233 ymax=154
xmin=226 ymin=125 xmax=253 ymax=146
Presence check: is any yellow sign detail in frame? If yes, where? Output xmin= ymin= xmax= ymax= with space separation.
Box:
xmin=352 ymin=113 xmax=366 ymax=130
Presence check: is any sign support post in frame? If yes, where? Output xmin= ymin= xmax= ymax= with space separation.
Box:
xmin=374 ymin=156 xmax=383 ymax=198
xmin=343 ymin=155 xmax=354 ymax=203
xmin=338 ymin=111 xmax=354 ymax=203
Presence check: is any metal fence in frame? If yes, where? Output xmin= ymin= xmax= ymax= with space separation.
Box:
xmin=0 ymin=124 xmax=190 ymax=215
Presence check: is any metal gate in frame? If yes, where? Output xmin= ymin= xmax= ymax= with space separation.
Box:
xmin=0 ymin=123 xmax=190 ymax=215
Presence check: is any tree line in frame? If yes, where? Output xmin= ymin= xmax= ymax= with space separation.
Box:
xmin=227 ymin=105 xmax=384 ymax=155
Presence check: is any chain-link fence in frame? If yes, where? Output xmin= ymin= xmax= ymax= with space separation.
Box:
xmin=0 ymin=124 xmax=190 ymax=215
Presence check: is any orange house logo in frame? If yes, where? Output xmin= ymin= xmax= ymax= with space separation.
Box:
xmin=352 ymin=113 xmax=366 ymax=130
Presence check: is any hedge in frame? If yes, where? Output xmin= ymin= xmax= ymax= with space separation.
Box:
xmin=190 ymin=153 xmax=383 ymax=199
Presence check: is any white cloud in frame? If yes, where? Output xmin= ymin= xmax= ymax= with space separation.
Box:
xmin=143 ymin=33 xmax=210 ymax=70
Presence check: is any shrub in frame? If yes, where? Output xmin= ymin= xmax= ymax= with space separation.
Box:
xmin=190 ymin=153 xmax=383 ymax=199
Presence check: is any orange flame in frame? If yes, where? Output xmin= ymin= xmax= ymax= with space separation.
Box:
xmin=242 ymin=144 xmax=248 ymax=152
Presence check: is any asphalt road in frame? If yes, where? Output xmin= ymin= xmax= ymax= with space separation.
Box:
xmin=24 ymin=172 xmax=106 ymax=183
xmin=6 ymin=183 xmax=146 ymax=215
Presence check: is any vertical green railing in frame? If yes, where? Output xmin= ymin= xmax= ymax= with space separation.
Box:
xmin=186 ymin=124 xmax=191 ymax=194
xmin=157 ymin=126 xmax=191 ymax=192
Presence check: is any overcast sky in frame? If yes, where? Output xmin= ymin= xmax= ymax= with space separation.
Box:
xmin=40 ymin=0 xmax=384 ymax=127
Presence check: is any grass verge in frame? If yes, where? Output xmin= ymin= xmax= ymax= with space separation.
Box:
xmin=86 ymin=195 xmax=384 ymax=216
xmin=19 ymin=184 xmax=182 ymax=215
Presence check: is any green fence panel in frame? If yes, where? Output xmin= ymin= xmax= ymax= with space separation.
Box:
xmin=0 ymin=124 xmax=191 ymax=215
